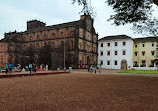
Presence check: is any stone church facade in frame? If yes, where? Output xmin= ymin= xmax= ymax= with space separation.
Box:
xmin=0 ymin=14 xmax=98 ymax=69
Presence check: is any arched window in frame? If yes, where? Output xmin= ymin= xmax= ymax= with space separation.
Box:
xmin=30 ymin=36 xmax=32 ymax=40
xmin=36 ymin=43 xmax=39 ymax=47
xmin=52 ymin=33 xmax=56 ymax=37
xmin=37 ymin=35 xmax=40 ymax=40
xmin=1 ymin=55 xmax=3 ymax=63
xmin=44 ymin=34 xmax=47 ymax=38
xmin=79 ymin=43 xmax=82 ymax=49
xmin=52 ymin=42 xmax=55 ymax=48
xmin=61 ymin=32 xmax=64 ymax=35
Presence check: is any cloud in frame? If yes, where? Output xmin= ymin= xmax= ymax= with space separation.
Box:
xmin=0 ymin=0 xmax=157 ymax=39
xmin=0 ymin=3 xmax=40 ymax=38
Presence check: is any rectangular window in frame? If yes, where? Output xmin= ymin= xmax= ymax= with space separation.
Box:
xmin=141 ymin=60 xmax=146 ymax=67
xmin=142 ymin=44 xmax=145 ymax=47
xmin=101 ymin=43 xmax=103 ymax=47
xmin=123 ymin=42 xmax=126 ymax=46
xmin=107 ymin=43 xmax=110 ymax=47
xmin=134 ymin=61 xmax=138 ymax=67
xmin=152 ymin=43 xmax=154 ymax=47
xmin=114 ymin=61 xmax=117 ymax=65
xmin=100 ymin=60 xmax=103 ymax=65
xmin=107 ymin=51 xmax=110 ymax=56
xmin=135 ymin=44 xmax=137 ymax=48
xmin=115 ymin=51 xmax=117 ymax=55
xmin=123 ymin=50 xmax=126 ymax=55
xmin=135 ymin=52 xmax=137 ymax=56
xmin=100 ymin=51 xmax=103 ymax=56
xmin=151 ymin=60 xmax=154 ymax=67
xmin=115 ymin=42 xmax=117 ymax=46
xmin=142 ymin=51 xmax=145 ymax=56
xmin=151 ymin=51 xmax=155 ymax=56
xmin=142 ymin=60 xmax=146 ymax=64
xmin=107 ymin=61 xmax=110 ymax=65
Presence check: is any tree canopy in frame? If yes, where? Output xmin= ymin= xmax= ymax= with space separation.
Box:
xmin=72 ymin=0 xmax=158 ymax=35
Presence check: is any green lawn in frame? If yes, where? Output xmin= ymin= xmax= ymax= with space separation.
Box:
xmin=118 ymin=70 xmax=158 ymax=74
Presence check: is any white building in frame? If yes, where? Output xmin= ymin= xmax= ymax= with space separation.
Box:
xmin=98 ymin=35 xmax=133 ymax=70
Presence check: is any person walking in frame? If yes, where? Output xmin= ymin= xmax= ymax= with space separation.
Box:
xmin=90 ymin=65 xmax=93 ymax=73
xmin=5 ymin=63 xmax=9 ymax=74
xmin=9 ymin=63 xmax=13 ymax=74
xmin=33 ymin=63 xmax=36 ymax=72
xmin=46 ymin=64 xmax=48 ymax=71
xmin=94 ymin=66 xmax=97 ymax=73
xmin=99 ymin=66 xmax=101 ymax=73
xmin=87 ymin=66 xmax=90 ymax=72
xmin=29 ymin=63 xmax=32 ymax=73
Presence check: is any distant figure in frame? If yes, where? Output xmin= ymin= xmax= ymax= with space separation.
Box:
xmin=88 ymin=67 xmax=90 ymax=72
xmin=22 ymin=68 xmax=25 ymax=72
xmin=17 ymin=64 xmax=21 ymax=72
xmin=6 ymin=63 xmax=9 ymax=74
xmin=46 ymin=64 xmax=48 ymax=71
xmin=64 ymin=67 xmax=66 ymax=71
xmin=9 ymin=63 xmax=13 ymax=74
xmin=99 ymin=66 xmax=101 ymax=73
xmin=33 ymin=63 xmax=36 ymax=72
xmin=29 ymin=63 xmax=32 ymax=73
xmin=40 ymin=64 xmax=42 ymax=70
xmin=90 ymin=65 xmax=93 ymax=73
xmin=36 ymin=66 xmax=39 ymax=71
xmin=69 ymin=67 xmax=73 ymax=73
xmin=94 ymin=67 xmax=96 ymax=73
xmin=0 ymin=67 xmax=1 ymax=73
xmin=25 ymin=66 xmax=28 ymax=71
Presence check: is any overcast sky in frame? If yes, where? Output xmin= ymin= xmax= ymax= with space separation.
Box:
xmin=0 ymin=0 xmax=158 ymax=40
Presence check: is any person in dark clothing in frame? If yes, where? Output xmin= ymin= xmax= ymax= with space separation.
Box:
xmin=29 ymin=63 xmax=32 ymax=73
xmin=9 ymin=63 xmax=13 ymax=74
xmin=6 ymin=64 xmax=9 ymax=74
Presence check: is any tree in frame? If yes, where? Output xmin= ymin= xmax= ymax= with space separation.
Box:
xmin=106 ymin=0 xmax=158 ymax=36
xmin=72 ymin=0 xmax=158 ymax=35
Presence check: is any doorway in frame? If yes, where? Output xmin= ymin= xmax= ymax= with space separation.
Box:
xmin=121 ymin=60 xmax=127 ymax=70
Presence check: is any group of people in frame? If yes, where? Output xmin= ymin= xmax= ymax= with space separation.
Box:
xmin=5 ymin=63 xmax=13 ymax=74
xmin=4 ymin=63 xmax=49 ymax=74
xmin=26 ymin=63 xmax=37 ymax=73
xmin=88 ymin=65 xmax=101 ymax=73
xmin=5 ymin=63 xmax=37 ymax=74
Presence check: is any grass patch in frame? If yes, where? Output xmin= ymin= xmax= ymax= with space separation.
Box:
xmin=118 ymin=70 xmax=158 ymax=74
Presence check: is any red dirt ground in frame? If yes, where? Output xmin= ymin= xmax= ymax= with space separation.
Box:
xmin=0 ymin=71 xmax=158 ymax=111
